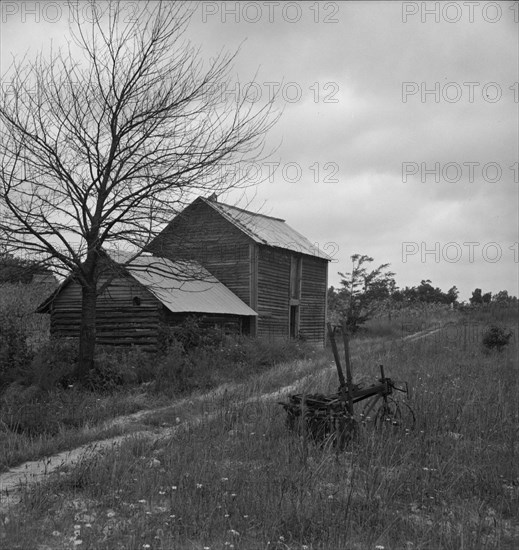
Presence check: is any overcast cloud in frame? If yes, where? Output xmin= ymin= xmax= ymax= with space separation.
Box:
xmin=1 ymin=1 xmax=517 ymax=300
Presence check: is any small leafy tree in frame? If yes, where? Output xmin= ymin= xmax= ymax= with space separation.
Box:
xmin=470 ymin=288 xmax=483 ymax=305
xmin=335 ymin=254 xmax=396 ymax=333
xmin=492 ymin=290 xmax=510 ymax=304
xmin=446 ymin=285 xmax=459 ymax=305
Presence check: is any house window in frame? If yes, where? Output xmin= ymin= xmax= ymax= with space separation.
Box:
xmin=133 ymin=296 xmax=141 ymax=306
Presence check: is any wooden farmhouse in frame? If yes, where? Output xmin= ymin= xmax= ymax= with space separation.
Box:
xmin=37 ymin=197 xmax=331 ymax=349
xmin=36 ymin=253 xmax=257 ymax=351
xmin=148 ymin=196 xmax=331 ymax=345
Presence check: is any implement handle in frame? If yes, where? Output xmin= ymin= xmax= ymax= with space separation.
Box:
xmin=327 ymin=322 xmax=346 ymax=388
xmin=341 ymin=320 xmax=355 ymax=416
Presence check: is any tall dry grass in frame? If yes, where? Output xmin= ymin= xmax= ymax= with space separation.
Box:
xmin=2 ymin=309 xmax=517 ymax=549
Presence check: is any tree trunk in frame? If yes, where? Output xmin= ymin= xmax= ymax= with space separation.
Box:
xmin=76 ymin=281 xmax=97 ymax=381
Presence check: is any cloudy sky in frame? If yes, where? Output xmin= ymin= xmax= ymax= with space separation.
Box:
xmin=1 ymin=1 xmax=518 ymax=300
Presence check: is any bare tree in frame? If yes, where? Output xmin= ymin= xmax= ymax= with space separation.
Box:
xmin=0 ymin=0 xmax=277 ymax=378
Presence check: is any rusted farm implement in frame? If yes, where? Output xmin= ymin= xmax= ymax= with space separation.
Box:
xmin=279 ymin=322 xmax=415 ymax=447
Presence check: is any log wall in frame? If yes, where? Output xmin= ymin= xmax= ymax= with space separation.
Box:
xmin=164 ymin=311 xmax=246 ymax=336
xmin=50 ymin=276 xmax=162 ymax=351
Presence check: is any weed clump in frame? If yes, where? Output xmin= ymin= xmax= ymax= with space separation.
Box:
xmin=0 ymin=313 xmax=33 ymax=389
xmin=482 ymin=324 xmax=513 ymax=352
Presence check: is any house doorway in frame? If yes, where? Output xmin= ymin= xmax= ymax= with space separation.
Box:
xmin=289 ymin=305 xmax=299 ymax=339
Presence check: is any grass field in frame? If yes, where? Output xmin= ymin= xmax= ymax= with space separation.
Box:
xmin=0 ymin=310 xmax=517 ymax=549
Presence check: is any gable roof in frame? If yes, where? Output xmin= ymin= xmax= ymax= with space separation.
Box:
xmin=37 ymin=252 xmax=257 ymax=317
xmin=200 ymin=197 xmax=332 ymax=260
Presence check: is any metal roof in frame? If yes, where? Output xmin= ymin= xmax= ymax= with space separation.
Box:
xmin=36 ymin=251 xmax=257 ymax=317
xmin=125 ymin=255 xmax=257 ymax=316
xmin=201 ymin=198 xmax=332 ymax=260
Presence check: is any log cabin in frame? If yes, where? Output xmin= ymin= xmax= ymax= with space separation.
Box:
xmin=148 ymin=196 xmax=331 ymax=346
xmin=36 ymin=253 xmax=257 ymax=351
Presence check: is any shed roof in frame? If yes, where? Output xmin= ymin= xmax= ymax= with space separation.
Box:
xmin=200 ymin=197 xmax=332 ymax=260
xmin=37 ymin=252 xmax=257 ymax=317
xmin=126 ymin=255 xmax=257 ymax=316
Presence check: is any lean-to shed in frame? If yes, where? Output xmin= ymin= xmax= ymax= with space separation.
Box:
xmin=36 ymin=254 xmax=257 ymax=351
xmin=148 ymin=196 xmax=331 ymax=345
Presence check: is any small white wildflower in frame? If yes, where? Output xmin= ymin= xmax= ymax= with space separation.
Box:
xmin=196 ymin=483 xmax=203 ymax=489
xmin=375 ymin=546 xmax=385 ymax=549
xmin=448 ymin=432 xmax=462 ymax=440
xmin=171 ymin=486 xmax=178 ymax=490
xmin=106 ymin=511 xmax=116 ymax=518
xmin=279 ymin=536 xmax=285 ymax=541
xmin=138 ymin=499 xmax=147 ymax=503
xmin=143 ymin=545 xmax=151 ymax=549
xmin=159 ymin=491 xmax=166 ymax=495
xmin=228 ymin=529 xmax=240 ymax=536
xmin=221 ymin=477 xmax=229 ymax=482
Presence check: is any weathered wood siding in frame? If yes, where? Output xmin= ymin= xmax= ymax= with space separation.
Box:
xmin=256 ymin=246 xmax=290 ymax=339
xmin=300 ymin=256 xmax=328 ymax=346
xmin=50 ymin=276 xmax=162 ymax=350
xmin=149 ymin=201 xmax=251 ymax=306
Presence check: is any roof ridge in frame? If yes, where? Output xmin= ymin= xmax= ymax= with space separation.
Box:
xmin=198 ymin=196 xmax=332 ymax=261
xmin=202 ymin=197 xmax=286 ymax=222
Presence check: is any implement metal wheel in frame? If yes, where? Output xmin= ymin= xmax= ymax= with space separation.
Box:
xmin=372 ymin=397 xmax=416 ymax=430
